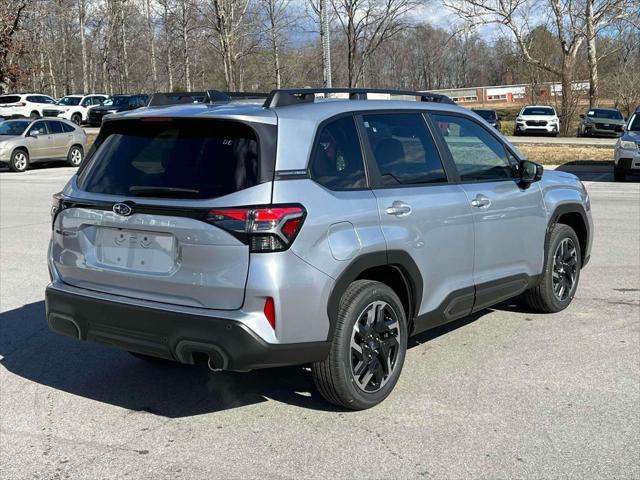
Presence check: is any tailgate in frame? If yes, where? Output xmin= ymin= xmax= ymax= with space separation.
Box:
xmin=51 ymin=206 xmax=249 ymax=310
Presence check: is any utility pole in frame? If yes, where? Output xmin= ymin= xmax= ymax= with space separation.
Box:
xmin=321 ymin=0 xmax=332 ymax=87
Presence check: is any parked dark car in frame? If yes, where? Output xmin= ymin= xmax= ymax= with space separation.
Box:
xmin=578 ymin=107 xmax=626 ymax=137
xmin=87 ymin=94 xmax=149 ymax=127
xmin=472 ymin=108 xmax=501 ymax=131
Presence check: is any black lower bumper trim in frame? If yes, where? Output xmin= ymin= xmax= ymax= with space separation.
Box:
xmin=45 ymin=286 xmax=329 ymax=371
xmin=618 ymin=158 xmax=639 ymax=174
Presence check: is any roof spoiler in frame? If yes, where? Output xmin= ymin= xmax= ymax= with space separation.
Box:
xmin=263 ymin=88 xmax=456 ymax=108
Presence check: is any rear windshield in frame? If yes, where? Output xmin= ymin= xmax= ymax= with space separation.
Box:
xmin=0 ymin=96 xmax=20 ymax=104
xmin=522 ymin=107 xmax=555 ymax=116
xmin=78 ymin=120 xmax=262 ymax=199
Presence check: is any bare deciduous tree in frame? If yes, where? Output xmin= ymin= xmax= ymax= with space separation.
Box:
xmin=203 ymin=0 xmax=257 ymax=90
xmin=0 ymin=0 xmax=29 ymax=92
xmin=260 ymin=0 xmax=293 ymax=87
xmin=144 ymin=0 xmax=159 ymax=89
xmin=584 ymin=0 xmax=637 ymax=107
xmin=444 ymin=0 xmax=586 ymax=134
xmin=332 ymin=0 xmax=415 ymax=87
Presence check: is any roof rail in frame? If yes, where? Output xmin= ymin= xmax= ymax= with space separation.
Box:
xmin=147 ymin=90 xmax=269 ymax=107
xmin=263 ymin=88 xmax=456 ymax=108
xmin=225 ymin=91 xmax=269 ymax=100
xmin=148 ymin=91 xmax=217 ymax=107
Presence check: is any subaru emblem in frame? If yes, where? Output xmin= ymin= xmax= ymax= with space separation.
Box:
xmin=113 ymin=203 xmax=132 ymax=216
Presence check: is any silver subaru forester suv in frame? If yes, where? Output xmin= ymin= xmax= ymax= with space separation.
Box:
xmin=47 ymin=89 xmax=593 ymax=409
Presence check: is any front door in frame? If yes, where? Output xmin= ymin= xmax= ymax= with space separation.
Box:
xmin=359 ymin=112 xmax=476 ymax=331
xmin=24 ymin=120 xmax=52 ymax=160
xmin=429 ymin=112 xmax=546 ymax=310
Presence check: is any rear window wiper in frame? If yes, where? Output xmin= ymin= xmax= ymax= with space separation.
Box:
xmin=128 ymin=186 xmax=201 ymax=197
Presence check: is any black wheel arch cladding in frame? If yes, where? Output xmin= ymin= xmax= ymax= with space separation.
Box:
xmin=547 ymin=203 xmax=589 ymax=266
xmin=326 ymin=250 xmax=423 ymax=341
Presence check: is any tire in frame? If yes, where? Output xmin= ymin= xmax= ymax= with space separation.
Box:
xmin=9 ymin=149 xmax=29 ymax=172
xmin=311 ymin=280 xmax=408 ymax=410
xmin=614 ymin=165 xmax=626 ymax=182
xmin=71 ymin=113 xmax=82 ymax=125
xmin=67 ymin=145 xmax=83 ymax=167
xmin=524 ymin=224 xmax=581 ymax=313
xmin=29 ymin=111 xmax=40 ymax=119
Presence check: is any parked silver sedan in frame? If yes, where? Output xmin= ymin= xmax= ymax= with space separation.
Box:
xmin=0 ymin=118 xmax=87 ymax=172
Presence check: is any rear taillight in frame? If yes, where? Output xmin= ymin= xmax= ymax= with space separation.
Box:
xmin=18 ymin=102 xmax=26 ymax=107
xmin=51 ymin=193 xmax=64 ymax=227
xmin=206 ymin=204 xmax=306 ymax=253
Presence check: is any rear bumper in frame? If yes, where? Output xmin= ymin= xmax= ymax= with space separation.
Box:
xmin=45 ymin=283 xmax=330 ymax=371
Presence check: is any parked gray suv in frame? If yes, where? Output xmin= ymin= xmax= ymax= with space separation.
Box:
xmin=46 ymin=88 xmax=593 ymax=409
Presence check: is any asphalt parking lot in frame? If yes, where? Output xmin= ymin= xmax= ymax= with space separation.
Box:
xmin=1 ymin=166 xmax=638 ymax=479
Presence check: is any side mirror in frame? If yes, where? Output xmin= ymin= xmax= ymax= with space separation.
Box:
xmin=519 ymin=159 xmax=543 ymax=186
xmin=29 ymin=130 xmax=39 ymax=138
xmin=579 ymin=114 xmax=585 ymax=119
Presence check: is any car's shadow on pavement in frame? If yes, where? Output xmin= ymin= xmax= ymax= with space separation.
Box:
xmin=0 ymin=300 xmax=520 ymax=416
xmin=0 ymin=301 xmax=344 ymax=416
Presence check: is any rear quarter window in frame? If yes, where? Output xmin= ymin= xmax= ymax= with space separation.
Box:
xmin=309 ymin=115 xmax=367 ymax=190
xmin=61 ymin=122 xmax=76 ymax=133
xmin=78 ymin=119 xmax=267 ymax=199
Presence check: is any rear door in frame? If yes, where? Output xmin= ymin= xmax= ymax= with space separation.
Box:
xmin=51 ymin=118 xmax=276 ymax=310
xmin=359 ymin=112 xmax=476 ymax=329
xmin=44 ymin=120 xmax=68 ymax=158
xmin=429 ymin=112 xmax=546 ymax=309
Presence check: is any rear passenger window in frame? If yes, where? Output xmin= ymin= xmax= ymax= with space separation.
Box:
xmin=431 ymin=114 xmax=513 ymax=181
xmin=310 ymin=116 xmax=366 ymax=190
xmin=362 ymin=113 xmax=447 ymax=185
xmin=45 ymin=120 xmax=63 ymax=134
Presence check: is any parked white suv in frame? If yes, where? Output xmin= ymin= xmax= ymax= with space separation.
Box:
xmin=0 ymin=93 xmax=57 ymax=119
xmin=514 ymin=105 xmax=560 ymax=136
xmin=43 ymin=94 xmax=107 ymax=125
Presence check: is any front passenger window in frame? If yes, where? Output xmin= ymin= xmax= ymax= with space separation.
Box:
xmin=430 ymin=114 xmax=513 ymax=181
xmin=28 ymin=122 xmax=48 ymax=136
